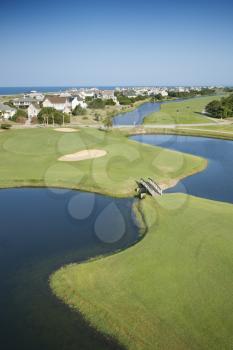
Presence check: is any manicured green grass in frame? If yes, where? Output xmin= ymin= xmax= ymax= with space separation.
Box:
xmin=143 ymin=96 xmax=221 ymax=125
xmin=0 ymin=127 xmax=205 ymax=196
xmin=51 ymin=194 xmax=233 ymax=350
xmin=184 ymin=124 xmax=233 ymax=132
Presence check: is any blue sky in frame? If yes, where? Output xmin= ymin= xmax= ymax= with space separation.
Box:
xmin=1 ymin=0 xmax=233 ymax=86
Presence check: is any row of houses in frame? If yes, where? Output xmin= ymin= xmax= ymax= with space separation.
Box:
xmin=27 ymin=95 xmax=88 ymax=121
xmin=10 ymin=90 xmax=118 ymax=122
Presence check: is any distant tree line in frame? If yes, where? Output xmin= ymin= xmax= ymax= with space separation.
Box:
xmin=86 ymin=98 xmax=116 ymax=109
xmin=168 ymin=88 xmax=216 ymax=99
xmin=223 ymin=87 xmax=233 ymax=93
xmin=114 ymin=92 xmax=149 ymax=106
xmin=205 ymin=94 xmax=233 ymax=119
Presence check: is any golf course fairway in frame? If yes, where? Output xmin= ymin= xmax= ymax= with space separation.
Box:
xmin=0 ymin=128 xmax=205 ymax=195
xmin=51 ymin=195 xmax=233 ymax=350
xmin=143 ymin=96 xmax=221 ymax=125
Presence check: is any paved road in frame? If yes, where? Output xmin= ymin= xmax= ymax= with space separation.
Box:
xmin=11 ymin=119 xmax=232 ymax=130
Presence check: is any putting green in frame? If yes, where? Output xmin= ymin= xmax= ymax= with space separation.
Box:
xmin=0 ymin=128 xmax=205 ymax=196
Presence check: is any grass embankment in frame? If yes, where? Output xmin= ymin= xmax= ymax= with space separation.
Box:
xmin=51 ymin=195 xmax=233 ymax=350
xmin=124 ymin=126 xmax=233 ymax=141
xmin=143 ymin=96 xmax=221 ymax=125
xmin=0 ymin=127 xmax=205 ymax=195
xmin=182 ymin=124 xmax=233 ymax=132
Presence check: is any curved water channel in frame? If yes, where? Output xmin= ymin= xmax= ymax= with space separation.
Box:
xmin=113 ymin=99 xmax=185 ymax=125
xmin=130 ymin=134 xmax=233 ymax=204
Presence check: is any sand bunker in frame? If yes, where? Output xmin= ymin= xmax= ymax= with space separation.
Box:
xmin=54 ymin=128 xmax=79 ymax=132
xmin=58 ymin=149 xmax=107 ymax=161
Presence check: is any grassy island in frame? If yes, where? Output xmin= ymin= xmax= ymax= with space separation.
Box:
xmin=51 ymin=195 xmax=233 ymax=350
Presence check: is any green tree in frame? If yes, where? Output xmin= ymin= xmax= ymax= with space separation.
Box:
xmin=103 ymin=115 xmax=113 ymax=129
xmin=72 ymin=105 xmax=87 ymax=116
xmin=105 ymin=99 xmax=116 ymax=106
xmin=88 ymin=99 xmax=106 ymax=109
xmin=37 ymin=107 xmax=69 ymax=125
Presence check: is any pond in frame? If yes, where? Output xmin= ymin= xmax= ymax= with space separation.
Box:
xmin=0 ymin=188 xmax=139 ymax=350
xmin=130 ymin=134 xmax=233 ymax=204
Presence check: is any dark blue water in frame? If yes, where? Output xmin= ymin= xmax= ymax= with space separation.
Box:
xmin=0 ymin=86 xmax=117 ymax=95
xmin=0 ymin=188 xmax=139 ymax=350
xmin=131 ymin=134 xmax=233 ymax=204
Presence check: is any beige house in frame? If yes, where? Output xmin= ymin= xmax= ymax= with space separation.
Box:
xmin=43 ymin=95 xmax=87 ymax=113
xmin=27 ymin=103 xmax=41 ymax=122
xmin=43 ymin=96 xmax=71 ymax=112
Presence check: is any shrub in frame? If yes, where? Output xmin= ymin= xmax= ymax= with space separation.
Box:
xmin=105 ymin=99 xmax=116 ymax=106
xmin=11 ymin=109 xmax=27 ymax=122
xmin=88 ymin=99 xmax=106 ymax=109
xmin=72 ymin=105 xmax=87 ymax=116
xmin=1 ymin=123 xmax=12 ymax=129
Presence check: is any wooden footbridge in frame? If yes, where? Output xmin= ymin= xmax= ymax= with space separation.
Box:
xmin=136 ymin=178 xmax=163 ymax=198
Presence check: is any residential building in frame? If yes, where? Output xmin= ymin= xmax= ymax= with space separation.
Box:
xmin=28 ymin=91 xmax=45 ymax=101
xmin=12 ymin=96 xmax=36 ymax=108
xmin=27 ymin=103 xmax=41 ymax=122
xmin=43 ymin=95 xmax=71 ymax=112
xmin=43 ymin=95 xmax=86 ymax=113
xmin=122 ymin=89 xmax=137 ymax=98
xmin=71 ymin=96 xmax=87 ymax=110
xmin=0 ymin=103 xmax=16 ymax=119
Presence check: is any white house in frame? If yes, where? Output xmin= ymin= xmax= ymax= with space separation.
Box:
xmin=160 ymin=90 xmax=168 ymax=97
xmin=27 ymin=103 xmax=41 ymax=122
xmin=43 ymin=95 xmax=86 ymax=113
xmin=12 ymin=96 xmax=36 ymax=108
xmin=43 ymin=95 xmax=71 ymax=112
xmin=0 ymin=103 xmax=16 ymax=119
xmin=99 ymin=90 xmax=115 ymax=100
xmin=28 ymin=91 xmax=44 ymax=101
xmin=71 ymin=96 xmax=87 ymax=110
xmin=122 ymin=89 xmax=137 ymax=98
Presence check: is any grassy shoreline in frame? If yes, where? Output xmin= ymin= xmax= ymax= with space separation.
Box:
xmin=50 ymin=194 xmax=233 ymax=350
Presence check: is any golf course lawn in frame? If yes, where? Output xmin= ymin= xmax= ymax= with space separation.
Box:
xmin=184 ymin=124 xmax=233 ymax=132
xmin=51 ymin=194 xmax=233 ymax=350
xmin=0 ymin=127 xmax=206 ymax=196
xmin=143 ymin=96 xmax=220 ymax=125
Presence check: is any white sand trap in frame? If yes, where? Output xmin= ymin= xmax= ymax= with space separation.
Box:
xmin=59 ymin=149 xmax=107 ymax=162
xmin=54 ymin=128 xmax=79 ymax=132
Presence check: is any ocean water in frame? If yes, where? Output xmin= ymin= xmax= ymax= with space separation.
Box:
xmin=0 ymin=86 xmax=118 ymax=95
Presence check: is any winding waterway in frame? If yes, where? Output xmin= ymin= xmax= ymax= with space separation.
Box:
xmin=113 ymin=102 xmax=161 ymax=125
xmin=131 ymin=134 xmax=233 ymax=204
xmin=113 ymin=99 xmax=185 ymax=125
